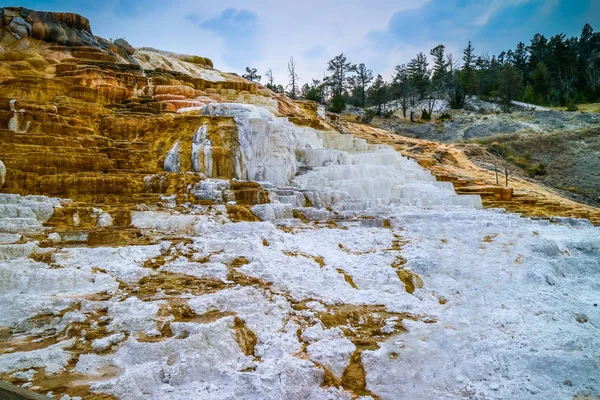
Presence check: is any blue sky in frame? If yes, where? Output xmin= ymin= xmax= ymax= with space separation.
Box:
xmin=10 ymin=0 xmax=600 ymax=84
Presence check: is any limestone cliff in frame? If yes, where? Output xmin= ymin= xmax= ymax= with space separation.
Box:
xmin=0 ymin=7 xmax=325 ymax=224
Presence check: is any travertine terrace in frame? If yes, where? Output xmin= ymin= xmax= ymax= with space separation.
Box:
xmin=0 ymin=7 xmax=599 ymax=400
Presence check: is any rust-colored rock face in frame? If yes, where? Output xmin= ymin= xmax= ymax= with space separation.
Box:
xmin=0 ymin=6 xmax=289 ymax=225
xmin=2 ymin=7 xmax=94 ymax=46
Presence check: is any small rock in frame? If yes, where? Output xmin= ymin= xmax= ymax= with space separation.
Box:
xmin=164 ymin=141 xmax=181 ymax=172
xmin=91 ymin=332 xmax=125 ymax=352
xmin=0 ymin=159 xmax=5 ymax=187
xmin=575 ymin=314 xmax=588 ymax=323
xmin=96 ymin=213 xmax=113 ymax=227
xmin=9 ymin=16 xmax=32 ymax=39
xmin=72 ymin=212 xmax=80 ymax=227
xmin=114 ymin=38 xmax=135 ymax=55
xmin=48 ymin=232 xmax=61 ymax=243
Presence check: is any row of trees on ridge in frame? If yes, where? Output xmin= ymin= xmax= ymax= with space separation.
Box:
xmin=241 ymin=23 xmax=600 ymax=115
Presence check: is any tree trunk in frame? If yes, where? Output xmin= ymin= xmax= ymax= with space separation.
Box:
xmin=361 ymin=88 xmax=366 ymax=108
xmin=410 ymin=110 xmax=414 ymax=123
xmin=505 ymin=170 xmax=509 ymax=187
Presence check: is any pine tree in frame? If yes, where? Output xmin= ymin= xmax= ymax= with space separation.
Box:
xmin=242 ymin=67 xmax=261 ymax=82
xmin=391 ymin=64 xmax=413 ymax=118
xmin=528 ymin=34 xmax=548 ymax=74
xmin=349 ymin=63 xmax=373 ymax=108
xmin=531 ymin=62 xmax=551 ymax=104
xmin=498 ymin=63 xmax=523 ymax=111
xmin=367 ymin=74 xmax=387 ymax=115
xmin=407 ymin=52 xmax=430 ymax=99
xmin=460 ymin=41 xmax=478 ymax=96
xmin=303 ymin=79 xmax=325 ymax=103
xmin=513 ymin=42 xmax=529 ymax=78
xmin=430 ymin=44 xmax=448 ymax=88
xmin=326 ymin=54 xmax=354 ymax=97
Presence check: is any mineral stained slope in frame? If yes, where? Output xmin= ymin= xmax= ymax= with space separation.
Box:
xmin=0 ymin=7 xmax=599 ymax=400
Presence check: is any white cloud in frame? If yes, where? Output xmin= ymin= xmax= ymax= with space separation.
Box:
xmin=474 ymin=0 xmax=558 ymax=26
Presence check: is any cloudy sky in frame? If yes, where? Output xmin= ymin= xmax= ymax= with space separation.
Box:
xmin=15 ymin=0 xmax=600 ymax=85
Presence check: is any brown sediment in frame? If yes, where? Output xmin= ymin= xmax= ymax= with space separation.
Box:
xmin=131 ymin=272 xmax=228 ymax=300
xmin=227 ymin=268 xmax=273 ymax=289
xmin=316 ymin=305 xmax=413 ymax=349
xmin=228 ymin=256 xmax=250 ymax=268
xmin=483 ymin=234 xmax=499 ymax=243
xmin=282 ymin=250 xmax=325 ymax=267
xmin=395 ymin=268 xmax=423 ymax=294
xmin=314 ymin=361 xmax=342 ymax=388
xmin=314 ymin=304 xmax=435 ymax=398
xmin=1 ymin=366 xmax=119 ymax=400
xmin=387 ymin=234 xmax=424 ymax=294
xmin=233 ymin=316 xmax=257 ymax=356
xmin=338 ymin=242 xmax=378 ymax=255
xmin=227 ymin=205 xmax=260 ymax=222
xmin=340 ymin=350 xmax=380 ymax=399
xmin=293 ymin=209 xmax=310 ymax=223
xmin=336 ymin=268 xmax=358 ymax=289
xmin=0 ymin=302 xmax=121 ymax=399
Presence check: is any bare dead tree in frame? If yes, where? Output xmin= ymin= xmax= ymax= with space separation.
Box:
xmin=287 ymin=57 xmax=300 ymax=100
xmin=501 ymin=159 xmax=518 ymax=187
xmin=265 ymin=69 xmax=275 ymax=87
xmin=485 ymin=151 xmax=500 ymax=185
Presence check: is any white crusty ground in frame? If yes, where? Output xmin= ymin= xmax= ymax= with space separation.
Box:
xmin=0 ymin=104 xmax=598 ymax=399
xmin=1 ymin=206 xmax=598 ymax=399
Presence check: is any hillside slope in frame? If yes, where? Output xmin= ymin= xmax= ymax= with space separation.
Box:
xmin=365 ymin=105 xmax=600 ymax=206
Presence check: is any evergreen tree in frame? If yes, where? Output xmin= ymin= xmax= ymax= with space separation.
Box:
xmin=460 ymin=41 xmax=478 ymax=95
xmin=407 ymin=52 xmax=430 ymax=98
xmin=513 ymin=42 xmax=529 ymax=78
xmin=391 ymin=64 xmax=413 ymax=118
xmin=430 ymin=44 xmax=448 ymax=89
xmin=528 ymin=34 xmax=549 ymax=73
xmin=349 ymin=63 xmax=373 ymax=108
xmin=498 ymin=63 xmax=523 ymax=111
xmin=530 ymin=62 xmax=551 ymax=104
xmin=242 ymin=67 xmax=261 ymax=82
xmin=303 ymin=79 xmax=325 ymax=103
xmin=367 ymin=74 xmax=387 ymax=115
xmin=326 ymin=54 xmax=354 ymax=97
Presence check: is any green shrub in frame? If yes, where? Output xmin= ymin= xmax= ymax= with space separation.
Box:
xmin=527 ymin=163 xmax=546 ymax=177
xmin=327 ymin=94 xmax=346 ymax=113
xmin=566 ymin=103 xmax=579 ymax=112
xmin=488 ymin=142 xmax=512 ymax=158
xmin=382 ymin=110 xmax=394 ymax=119
xmin=361 ymin=109 xmax=376 ymax=123
xmin=439 ymin=112 xmax=452 ymax=121
xmin=421 ymin=109 xmax=431 ymax=121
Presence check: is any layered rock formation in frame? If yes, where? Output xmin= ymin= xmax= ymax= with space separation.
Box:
xmin=0 ymin=7 xmax=599 ymax=400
